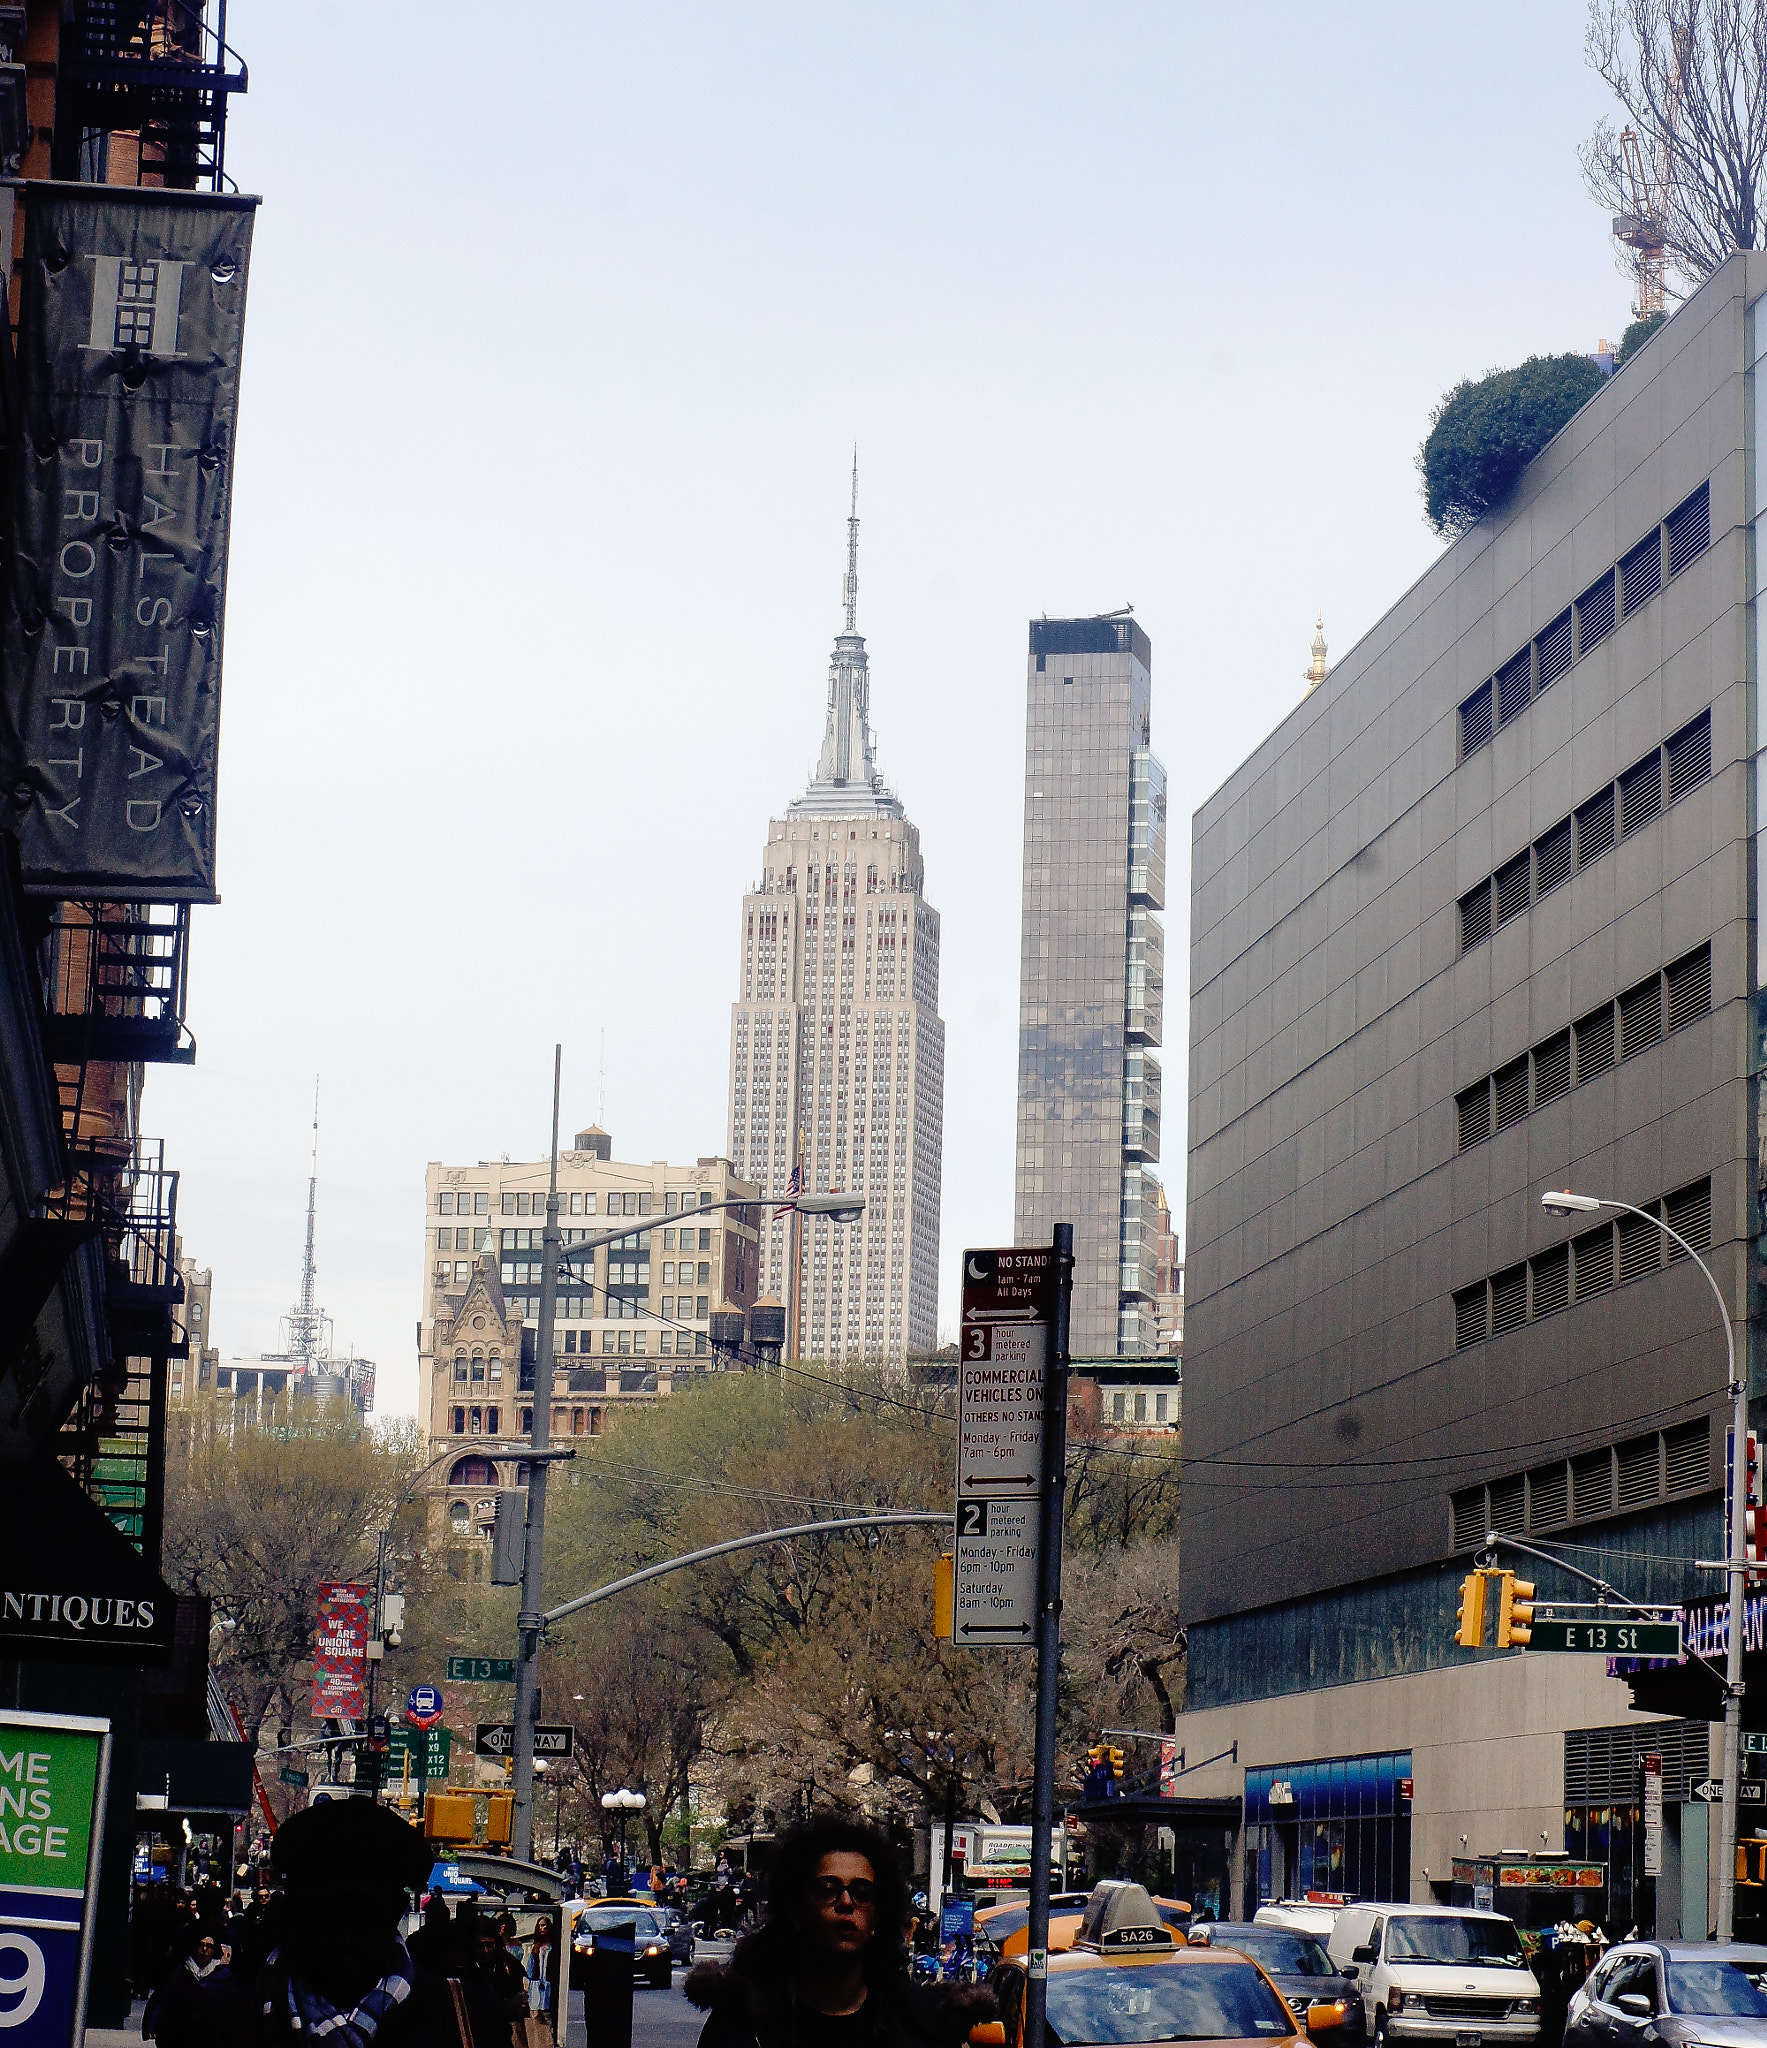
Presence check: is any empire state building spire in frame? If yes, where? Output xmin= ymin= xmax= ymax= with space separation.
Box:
xmin=790 ymin=453 xmax=902 ymax=820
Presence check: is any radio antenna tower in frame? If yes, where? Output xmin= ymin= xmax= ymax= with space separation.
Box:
xmin=279 ymin=1078 xmax=330 ymax=1369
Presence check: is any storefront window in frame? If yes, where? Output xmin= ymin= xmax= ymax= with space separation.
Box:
xmin=1243 ymin=1751 xmax=1413 ymax=1907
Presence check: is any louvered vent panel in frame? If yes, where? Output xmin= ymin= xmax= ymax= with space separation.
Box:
xmin=1530 ymin=1244 xmax=1570 ymax=1318
xmin=1621 ymin=531 xmax=1663 ymax=613
xmin=1618 ymin=976 xmax=1663 ymax=1059
xmin=1489 ymin=1473 xmax=1526 ymax=1534
xmin=1529 ymin=1463 xmax=1569 ymax=1528
xmin=1574 ymin=1005 xmax=1616 ymax=1082
xmin=1461 ymin=683 xmax=1493 ymax=757
xmin=1573 ymin=1225 xmax=1615 ymax=1298
xmin=1666 ymin=482 xmax=1710 ymax=575
xmin=1460 ymin=883 xmax=1493 ymax=951
xmin=1617 ymin=1209 xmax=1661 ymax=1283
xmin=1620 ymin=752 xmax=1663 ymax=835
xmin=1616 ymin=1435 xmax=1661 ymax=1509
xmin=1489 ymin=1264 xmax=1528 ymax=1335
xmin=1665 ymin=944 xmax=1712 ymax=1031
xmin=1493 ymin=1056 xmax=1530 ymax=1129
xmin=1665 ymin=1417 xmax=1711 ymax=1493
xmin=1497 ymin=649 xmax=1533 ymax=724
xmin=1534 ymin=818 xmax=1572 ymax=896
xmin=1451 ymin=1487 xmax=1487 ymax=1550
xmin=1664 ymin=1178 xmax=1712 ymax=1256
xmin=1495 ymin=852 xmax=1531 ymax=926
xmin=1666 ymin=712 xmax=1711 ymax=801
xmin=1457 ymin=1082 xmax=1491 ymax=1151
xmin=1532 ymin=1030 xmax=1571 ymax=1106
xmin=1454 ymin=1284 xmax=1489 ymax=1349
xmin=1576 ymin=571 xmax=1616 ymax=652
xmin=1568 ymin=1720 xmax=1711 ymax=1804
xmin=1572 ymin=1449 xmax=1615 ymax=1519
xmin=1576 ymin=788 xmax=1616 ymax=867
xmin=1537 ymin=610 xmax=1573 ymax=687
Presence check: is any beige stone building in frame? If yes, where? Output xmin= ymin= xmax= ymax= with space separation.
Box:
xmin=725 ymin=487 xmax=944 ymax=1362
xmin=418 ymin=1135 xmax=761 ymax=1529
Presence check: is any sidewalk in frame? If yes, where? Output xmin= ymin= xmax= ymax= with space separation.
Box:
xmin=83 ymin=1994 xmax=145 ymax=2043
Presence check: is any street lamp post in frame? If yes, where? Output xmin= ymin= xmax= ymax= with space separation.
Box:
xmin=600 ymin=1787 xmax=646 ymax=1879
xmin=510 ymin=1047 xmax=865 ymax=1862
xmin=1541 ymin=1188 xmax=1744 ymax=1938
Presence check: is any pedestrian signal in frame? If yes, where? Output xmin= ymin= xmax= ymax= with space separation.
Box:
xmin=1455 ymin=1572 xmax=1488 ymax=1649
xmin=1496 ymin=1574 xmax=1536 ymax=1648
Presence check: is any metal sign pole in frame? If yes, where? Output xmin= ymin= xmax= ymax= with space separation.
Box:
xmin=1024 ymin=1223 xmax=1073 ymax=2048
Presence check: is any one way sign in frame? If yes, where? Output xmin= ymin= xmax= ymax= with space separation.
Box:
xmin=475 ymin=1723 xmax=574 ymax=1758
xmin=1692 ymin=1778 xmax=1765 ymax=1803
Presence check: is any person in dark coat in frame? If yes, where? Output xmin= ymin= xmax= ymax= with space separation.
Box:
xmin=257 ymin=1799 xmax=512 ymax=2047
xmin=684 ymin=1817 xmax=994 ymax=2048
xmin=146 ymin=1931 xmax=246 ymax=2046
xmin=406 ymin=1895 xmax=459 ymax=1975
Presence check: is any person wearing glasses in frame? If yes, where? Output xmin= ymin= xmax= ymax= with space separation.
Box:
xmin=686 ymin=1817 xmax=994 ymax=2048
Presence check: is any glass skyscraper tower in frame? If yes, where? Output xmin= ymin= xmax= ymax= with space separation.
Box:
xmin=1013 ymin=614 xmax=1167 ymax=1357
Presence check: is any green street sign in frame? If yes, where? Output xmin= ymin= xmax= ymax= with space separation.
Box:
xmin=386 ymin=1726 xmax=451 ymax=1777
xmin=279 ymin=1765 xmax=309 ymax=1788
xmin=1743 ymin=1733 xmax=1767 ymax=1756
xmin=1527 ymin=1618 xmax=1682 ymax=1656
xmin=447 ymin=1656 xmax=516 ymax=1683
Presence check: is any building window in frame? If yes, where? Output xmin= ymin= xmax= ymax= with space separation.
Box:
xmin=453 ymin=1406 xmax=466 ymax=1433
xmin=486 ymin=1407 xmax=499 ymax=1434
xmin=449 ymin=1500 xmax=469 ymax=1533
xmin=440 ymin=1192 xmax=456 ymax=1215
xmin=468 ymin=1407 xmax=481 ymax=1434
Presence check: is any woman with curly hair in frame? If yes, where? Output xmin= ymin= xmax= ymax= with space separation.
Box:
xmin=686 ymin=1816 xmax=993 ymax=2048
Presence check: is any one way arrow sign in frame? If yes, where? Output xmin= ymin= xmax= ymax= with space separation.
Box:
xmin=1692 ymin=1779 xmax=1766 ymax=1803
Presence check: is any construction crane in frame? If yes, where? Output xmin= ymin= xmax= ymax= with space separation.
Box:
xmin=1613 ymin=124 xmax=1669 ymax=319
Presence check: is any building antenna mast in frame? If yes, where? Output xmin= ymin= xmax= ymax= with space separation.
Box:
xmin=844 ymin=445 xmax=859 ymax=633
xmin=291 ymin=1077 xmax=323 ymax=1368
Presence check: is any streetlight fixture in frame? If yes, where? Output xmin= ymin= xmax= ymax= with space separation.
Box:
xmin=600 ymin=1786 xmax=646 ymax=1877
xmin=510 ymin=1046 xmax=865 ymax=1863
xmin=1540 ymin=1187 xmax=1743 ymax=1937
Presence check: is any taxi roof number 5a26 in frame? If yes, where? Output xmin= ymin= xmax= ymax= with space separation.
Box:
xmin=954 ymin=1248 xmax=1052 ymax=1649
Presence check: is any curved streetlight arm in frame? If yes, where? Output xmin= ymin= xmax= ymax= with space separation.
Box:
xmin=1541 ymin=1188 xmax=1744 ymax=1939
xmin=542 ymin=1511 xmax=952 ymax=1627
xmin=550 ymin=1192 xmax=861 ymax=1273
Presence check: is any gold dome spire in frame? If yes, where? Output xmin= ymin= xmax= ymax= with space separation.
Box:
xmin=1304 ymin=612 xmax=1328 ymax=692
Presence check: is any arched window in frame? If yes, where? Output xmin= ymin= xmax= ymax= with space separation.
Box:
xmin=453 ymin=1353 xmax=468 ymax=1384
xmin=471 ymin=1351 xmax=486 ymax=1382
xmin=448 ymin=1500 xmax=469 ymax=1533
xmin=449 ymin=1456 xmax=494 ymax=1487
xmin=515 ymin=1462 xmax=532 ymax=1486
xmin=572 ymin=1408 xmax=584 ymax=1434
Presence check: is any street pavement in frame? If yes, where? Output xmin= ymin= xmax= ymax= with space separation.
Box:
xmin=559 ymin=1939 xmax=727 ymax=2048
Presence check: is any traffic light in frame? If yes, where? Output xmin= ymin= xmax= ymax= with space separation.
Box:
xmin=490 ymin=1489 xmax=526 ymax=1585
xmin=934 ymin=1554 xmax=954 ymax=1640
xmin=1495 ymin=1574 xmax=1536 ymax=1648
xmin=1084 ymin=1745 xmax=1112 ymax=1801
xmin=1109 ymin=1746 xmax=1125 ymax=1781
xmin=1739 ymin=1840 xmax=1767 ymax=1888
xmin=1455 ymin=1571 xmax=1488 ymax=1649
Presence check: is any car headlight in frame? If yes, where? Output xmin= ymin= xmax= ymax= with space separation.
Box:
xmin=1512 ymin=2002 xmax=1540 ymax=2017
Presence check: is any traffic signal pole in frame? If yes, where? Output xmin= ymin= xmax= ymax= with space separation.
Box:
xmin=1024 ymin=1223 xmax=1073 ymax=2048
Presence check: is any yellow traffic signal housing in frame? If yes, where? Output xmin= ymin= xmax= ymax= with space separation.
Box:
xmin=423 ymin=1791 xmax=475 ymax=1843
xmin=1496 ymin=1574 xmax=1536 ymax=1648
xmin=484 ymin=1790 xmax=514 ymax=1846
xmin=934 ymin=1553 xmax=954 ymax=1640
xmin=1739 ymin=1840 xmax=1767 ymax=1888
xmin=1455 ymin=1572 xmax=1488 ymax=1649
xmin=1109 ymin=1746 xmax=1125 ymax=1779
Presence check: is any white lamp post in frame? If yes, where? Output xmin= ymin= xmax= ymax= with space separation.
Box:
xmin=599 ymin=1787 xmax=646 ymax=1876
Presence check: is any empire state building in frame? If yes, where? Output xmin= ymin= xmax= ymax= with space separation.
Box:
xmin=725 ymin=479 xmax=944 ymax=1363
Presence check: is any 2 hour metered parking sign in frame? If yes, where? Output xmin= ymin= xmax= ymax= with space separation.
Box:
xmin=953 ymin=1248 xmax=1052 ymax=1646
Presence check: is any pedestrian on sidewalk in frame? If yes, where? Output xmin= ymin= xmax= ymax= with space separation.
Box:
xmin=684 ymin=1817 xmax=994 ymax=2048
xmin=258 ymin=1799 xmax=513 ymax=2046
xmin=145 ymin=1930 xmax=245 ymax=2047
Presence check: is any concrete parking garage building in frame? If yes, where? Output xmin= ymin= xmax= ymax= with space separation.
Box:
xmin=1172 ymin=255 xmax=1767 ymax=1937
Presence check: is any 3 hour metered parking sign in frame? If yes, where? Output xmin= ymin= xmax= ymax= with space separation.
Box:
xmin=953 ymin=1248 xmax=1052 ymax=1646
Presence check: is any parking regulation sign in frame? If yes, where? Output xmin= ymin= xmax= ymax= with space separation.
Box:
xmin=953 ymin=1248 xmax=1053 ymax=1648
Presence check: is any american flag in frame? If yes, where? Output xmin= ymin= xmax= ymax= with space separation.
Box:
xmin=775 ymin=1133 xmax=805 ymax=1218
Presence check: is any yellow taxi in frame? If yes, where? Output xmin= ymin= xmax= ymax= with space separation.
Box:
xmin=979 ymin=1884 xmax=1349 ymax=2048
xmin=977 ymin=1891 xmax=1192 ymax=1965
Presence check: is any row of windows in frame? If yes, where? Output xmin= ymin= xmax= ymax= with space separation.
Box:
xmin=1455 ymin=944 xmax=1712 ymax=1150
xmin=1449 ymin=1415 xmax=1711 ymax=1547
xmin=1452 ymin=1177 xmax=1712 ymax=1349
xmin=1459 ymin=712 xmax=1710 ymax=952
xmin=437 ymin=1187 xmax=720 ymax=1218
xmin=1458 ymin=482 xmax=1711 ymax=757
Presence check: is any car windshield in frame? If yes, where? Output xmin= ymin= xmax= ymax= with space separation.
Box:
xmin=1047 ymin=1962 xmax=1295 ymax=2044
xmin=1666 ymin=1960 xmax=1767 ymax=2015
xmin=1383 ymin=1918 xmax=1524 ymax=1968
xmin=1211 ymin=1934 xmax=1337 ymax=1977
xmin=584 ymin=1909 xmax=660 ymax=1935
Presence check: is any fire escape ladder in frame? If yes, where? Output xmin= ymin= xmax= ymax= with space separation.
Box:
xmin=53 ymin=0 xmax=248 ymax=192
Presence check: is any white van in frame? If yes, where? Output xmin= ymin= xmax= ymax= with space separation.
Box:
xmin=1326 ymin=1905 xmax=1542 ymax=2048
xmin=1256 ymin=1901 xmax=1344 ymax=1940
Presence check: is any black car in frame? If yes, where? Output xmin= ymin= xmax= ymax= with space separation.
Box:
xmin=1194 ymin=1922 xmax=1369 ymax=2045
xmin=572 ymin=1906 xmax=678 ymax=1988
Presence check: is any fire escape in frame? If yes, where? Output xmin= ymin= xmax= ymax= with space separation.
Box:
xmin=44 ymin=904 xmax=193 ymax=1561
xmin=51 ymin=0 xmax=247 ymax=193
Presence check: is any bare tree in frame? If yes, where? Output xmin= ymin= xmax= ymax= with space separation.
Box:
xmin=1582 ymin=0 xmax=1767 ymax=296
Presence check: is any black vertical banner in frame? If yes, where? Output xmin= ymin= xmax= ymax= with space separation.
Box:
xmin=1 ymin=183 xmax=257 ymax=899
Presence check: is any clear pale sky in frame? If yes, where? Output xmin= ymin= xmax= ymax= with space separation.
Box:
xmin=151 ymin=2 xmax=1631 ymax=1414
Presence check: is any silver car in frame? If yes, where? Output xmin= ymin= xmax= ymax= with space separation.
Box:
xmin=1565 ymin=1942 xmax=1767 ymax=2048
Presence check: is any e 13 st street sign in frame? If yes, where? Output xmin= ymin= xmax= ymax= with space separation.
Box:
xmin=953 ymin=1248 xmax=1053 ymax=1648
